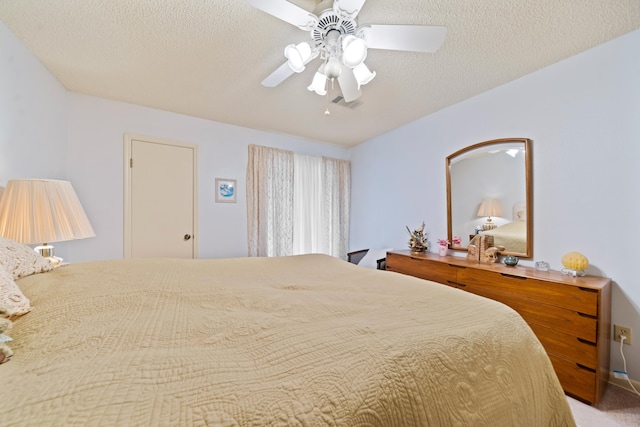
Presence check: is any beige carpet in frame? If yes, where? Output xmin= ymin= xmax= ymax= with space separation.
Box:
xmin=567 ymin=384 xmax=640 ymax=426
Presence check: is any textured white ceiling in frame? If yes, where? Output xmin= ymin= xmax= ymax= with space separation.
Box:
xmin=1 ymin=0 xmax=639 ymax=147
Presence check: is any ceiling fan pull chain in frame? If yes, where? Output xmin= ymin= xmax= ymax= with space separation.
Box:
xmin=324 ymin=86 xmax=331 ymax=116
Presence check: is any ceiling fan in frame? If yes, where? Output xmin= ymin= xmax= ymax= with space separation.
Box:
xmin=245 ymin=0 xmax=447 ymax=103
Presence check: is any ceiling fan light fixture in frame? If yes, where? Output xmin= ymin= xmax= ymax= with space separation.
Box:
xmin=324 ymin=57 xmax=342 ymax=79
xmin=353 ymin=63 xmax=376 ymax=88
xmin=341 ymin=35 xmax=367 ymax=67
xmin=249 ymin=0 xmax=447 ymax=102
xmin=285 ymin=42 xmax=312 ymax=73
xmin=307 ymin=64 xmax=328 ymax=95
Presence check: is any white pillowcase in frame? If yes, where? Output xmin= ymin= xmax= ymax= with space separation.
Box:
xmin=0 ymin=237 xmax=53 ymax=280
xmin=357 ymin=248 xmax=393 ymax=269
xmin=0 ymin=266 xmax=31 ymax=316
xmin=0 ymin=236 xmax=53 ymax=316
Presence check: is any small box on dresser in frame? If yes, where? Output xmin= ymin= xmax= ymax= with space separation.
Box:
xmin=386 ymin=250 xmax=611 ymax=405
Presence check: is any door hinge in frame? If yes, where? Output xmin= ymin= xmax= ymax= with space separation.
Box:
xmin=130 ymin=158 xmax=133 ymax=168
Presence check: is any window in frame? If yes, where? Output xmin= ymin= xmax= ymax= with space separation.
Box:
xmin=247 ymin=145 xmax=350 ymax=259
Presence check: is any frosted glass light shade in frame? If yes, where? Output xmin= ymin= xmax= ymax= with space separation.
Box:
xmin=307 ymin=63 xmax=328 ymax=95
xmin=341 ymin=35 xmax=367 ymax=67
xmin=353 ymin=63 xmax=376 ymax=88
xmin=324 ymin=57 xmax=342 ymax=79
xmin=0 ymin=179 xmax=95 ymax=245
xmin=285 ymin=42 xmax=312 ymax=73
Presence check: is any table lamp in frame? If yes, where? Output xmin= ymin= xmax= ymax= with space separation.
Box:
xmin=0 ymin=179 xmax=95 ymax=265
xmin=477 ymin=198 xmax=502 ymax=231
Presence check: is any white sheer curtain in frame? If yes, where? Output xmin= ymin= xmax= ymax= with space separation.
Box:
xmin=322 ymin=156 xmax=350 ymax=260
xmin=293 ymin=153 xmax=324 ymax=255
xmin=247 ymin=145 xmax=350 ymax=259
xmin=246 ymin=145 xmax=294 ymax=257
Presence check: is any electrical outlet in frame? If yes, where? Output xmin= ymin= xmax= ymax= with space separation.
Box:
xmin=613 ymin=325 xmax=632 ymax=345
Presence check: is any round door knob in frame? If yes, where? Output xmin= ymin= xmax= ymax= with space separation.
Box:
xmin=184 ymin=234 xmax=192 ymax=241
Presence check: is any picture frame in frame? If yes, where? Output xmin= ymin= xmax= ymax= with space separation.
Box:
xmin=215 ymin=178 xmax=237 ymax=203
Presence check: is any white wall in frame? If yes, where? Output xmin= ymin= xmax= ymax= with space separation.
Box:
xmin=66 ymin=93 xmax=349 ymax=262
xmin=1 ymin=20 xmax=349 ymax=263
xmin=0 ymin=22 xmax=67 ymax=182
xmin=350 ymin=29 xmax=640 ymax=381
xmin=0 ymin=21 xmax=71 ymax=254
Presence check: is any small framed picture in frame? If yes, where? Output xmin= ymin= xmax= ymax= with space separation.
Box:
xmin=215 ymin=178 xmax=237 ymax=203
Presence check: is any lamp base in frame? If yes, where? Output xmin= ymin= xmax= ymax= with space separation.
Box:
xmin=34 ymin=244 xmax=63 ymax=266
xmin=482 ymin=218 xmax=497 ymax=231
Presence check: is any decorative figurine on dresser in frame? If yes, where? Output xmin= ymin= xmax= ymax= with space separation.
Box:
xmin=406 ymin=222 xmax=429 ymax=253
xmin=466 ymin=234 xmax=504 ymax=263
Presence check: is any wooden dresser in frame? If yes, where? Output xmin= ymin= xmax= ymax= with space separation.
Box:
xmin=386 ymin=250 xmax=611 ymax=405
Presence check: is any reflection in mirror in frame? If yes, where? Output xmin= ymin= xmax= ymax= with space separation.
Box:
xmin=446 ymin=138 xmax=532 ymax=258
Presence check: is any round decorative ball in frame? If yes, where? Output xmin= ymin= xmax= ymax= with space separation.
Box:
xmin=561 ymin=252 xmax=589 ymax=271
xmin=324 ymin=58 xmax=342 ymax=79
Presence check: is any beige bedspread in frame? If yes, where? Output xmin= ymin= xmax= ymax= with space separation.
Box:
xmin=471 ymin=221 xmax=527 ymax=254
xmin=2 ymin=254 xmax=574 ymax=426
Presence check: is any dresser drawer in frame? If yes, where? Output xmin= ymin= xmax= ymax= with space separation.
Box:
xmin=386 ymin=253 xmax=459 ymax=284
xmin=548 ymin=354 xmax=596 ymax=404
xmin=459 ymin=285 xmax=598 ymax=343
xmin=458 ymin=268 xmax=598 ymax=315
xmin=507 ymin=299 xmax=598 ymax=343
xmin=529 ymin=323 xmax=597 ymax=369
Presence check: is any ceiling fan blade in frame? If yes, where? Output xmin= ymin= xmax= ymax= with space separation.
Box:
xmin=245 ymin=0 xmax=317 ymax=29
xmin=337 ymin=65 xmax=362 ymax=102
xmin=334 ymin=0 xmax=367 ymax=17
xmin=261 ymin=62 xmax=295 ymax=87
xmin=362 ymin=25 xmax=447 ymax=53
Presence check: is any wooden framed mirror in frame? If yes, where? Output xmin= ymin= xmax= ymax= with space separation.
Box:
xmin=446 ymin=138 xmax=533 ymax=258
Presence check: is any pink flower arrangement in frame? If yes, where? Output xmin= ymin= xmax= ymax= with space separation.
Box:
xmin=438 ymin=236 xmax=462 ymax=246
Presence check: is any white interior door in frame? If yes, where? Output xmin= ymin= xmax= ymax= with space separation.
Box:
xmin=124 ymin=135 xmax=198 ymax=258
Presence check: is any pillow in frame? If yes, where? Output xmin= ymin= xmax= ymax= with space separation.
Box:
xmin=358 ymin=248 xmax=393 ymax=269
xmin=0 ymin=237 xmax=53 ymax=280
xmin=0 ymin=266 xmax=31 ymax=316
xmin=512 ymin=201 xmax=527 ymax=222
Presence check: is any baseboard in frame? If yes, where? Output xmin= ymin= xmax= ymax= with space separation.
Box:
xmin=608 ymin=372 xmax=640 ymax=393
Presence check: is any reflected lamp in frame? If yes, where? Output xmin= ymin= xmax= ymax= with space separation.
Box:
xmin=477 ymin=198 xmax=502 ymax=231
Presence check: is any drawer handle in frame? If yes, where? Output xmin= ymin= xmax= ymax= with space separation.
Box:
xmin=577 ymin=338 xmax=597 ymax=346
xmin=447 ymin=281 xmax=466 ymax=287
xmin=448 ymin=264 xmax=467 ymax=269
xmin=500 ymin=273 xmax=527 ymax=280
xmin=579 ymin=287 xmax=598 ymax=294
xmin=577 ymin=312 xmax=597 ymax=320
xmin=576 ymin=363 xmax=596 ymax=373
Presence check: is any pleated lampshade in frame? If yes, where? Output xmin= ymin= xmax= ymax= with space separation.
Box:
xmin=0 ymin=179 xmax=95 ymax=257
xmin=476 ymin=198 xmax=502 ymax=218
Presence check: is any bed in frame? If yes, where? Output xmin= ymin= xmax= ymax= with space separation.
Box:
xmin=470 ymin=202 xmax=528 ymax=254
xmin=1 ymin=252 xmax=575 ymax=426
xmin=470 ymin=221 xmax=527 ymax=254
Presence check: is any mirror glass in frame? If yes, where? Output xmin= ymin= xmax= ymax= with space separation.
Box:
xmin=446 ymin=138 xmax=532 ymax=258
